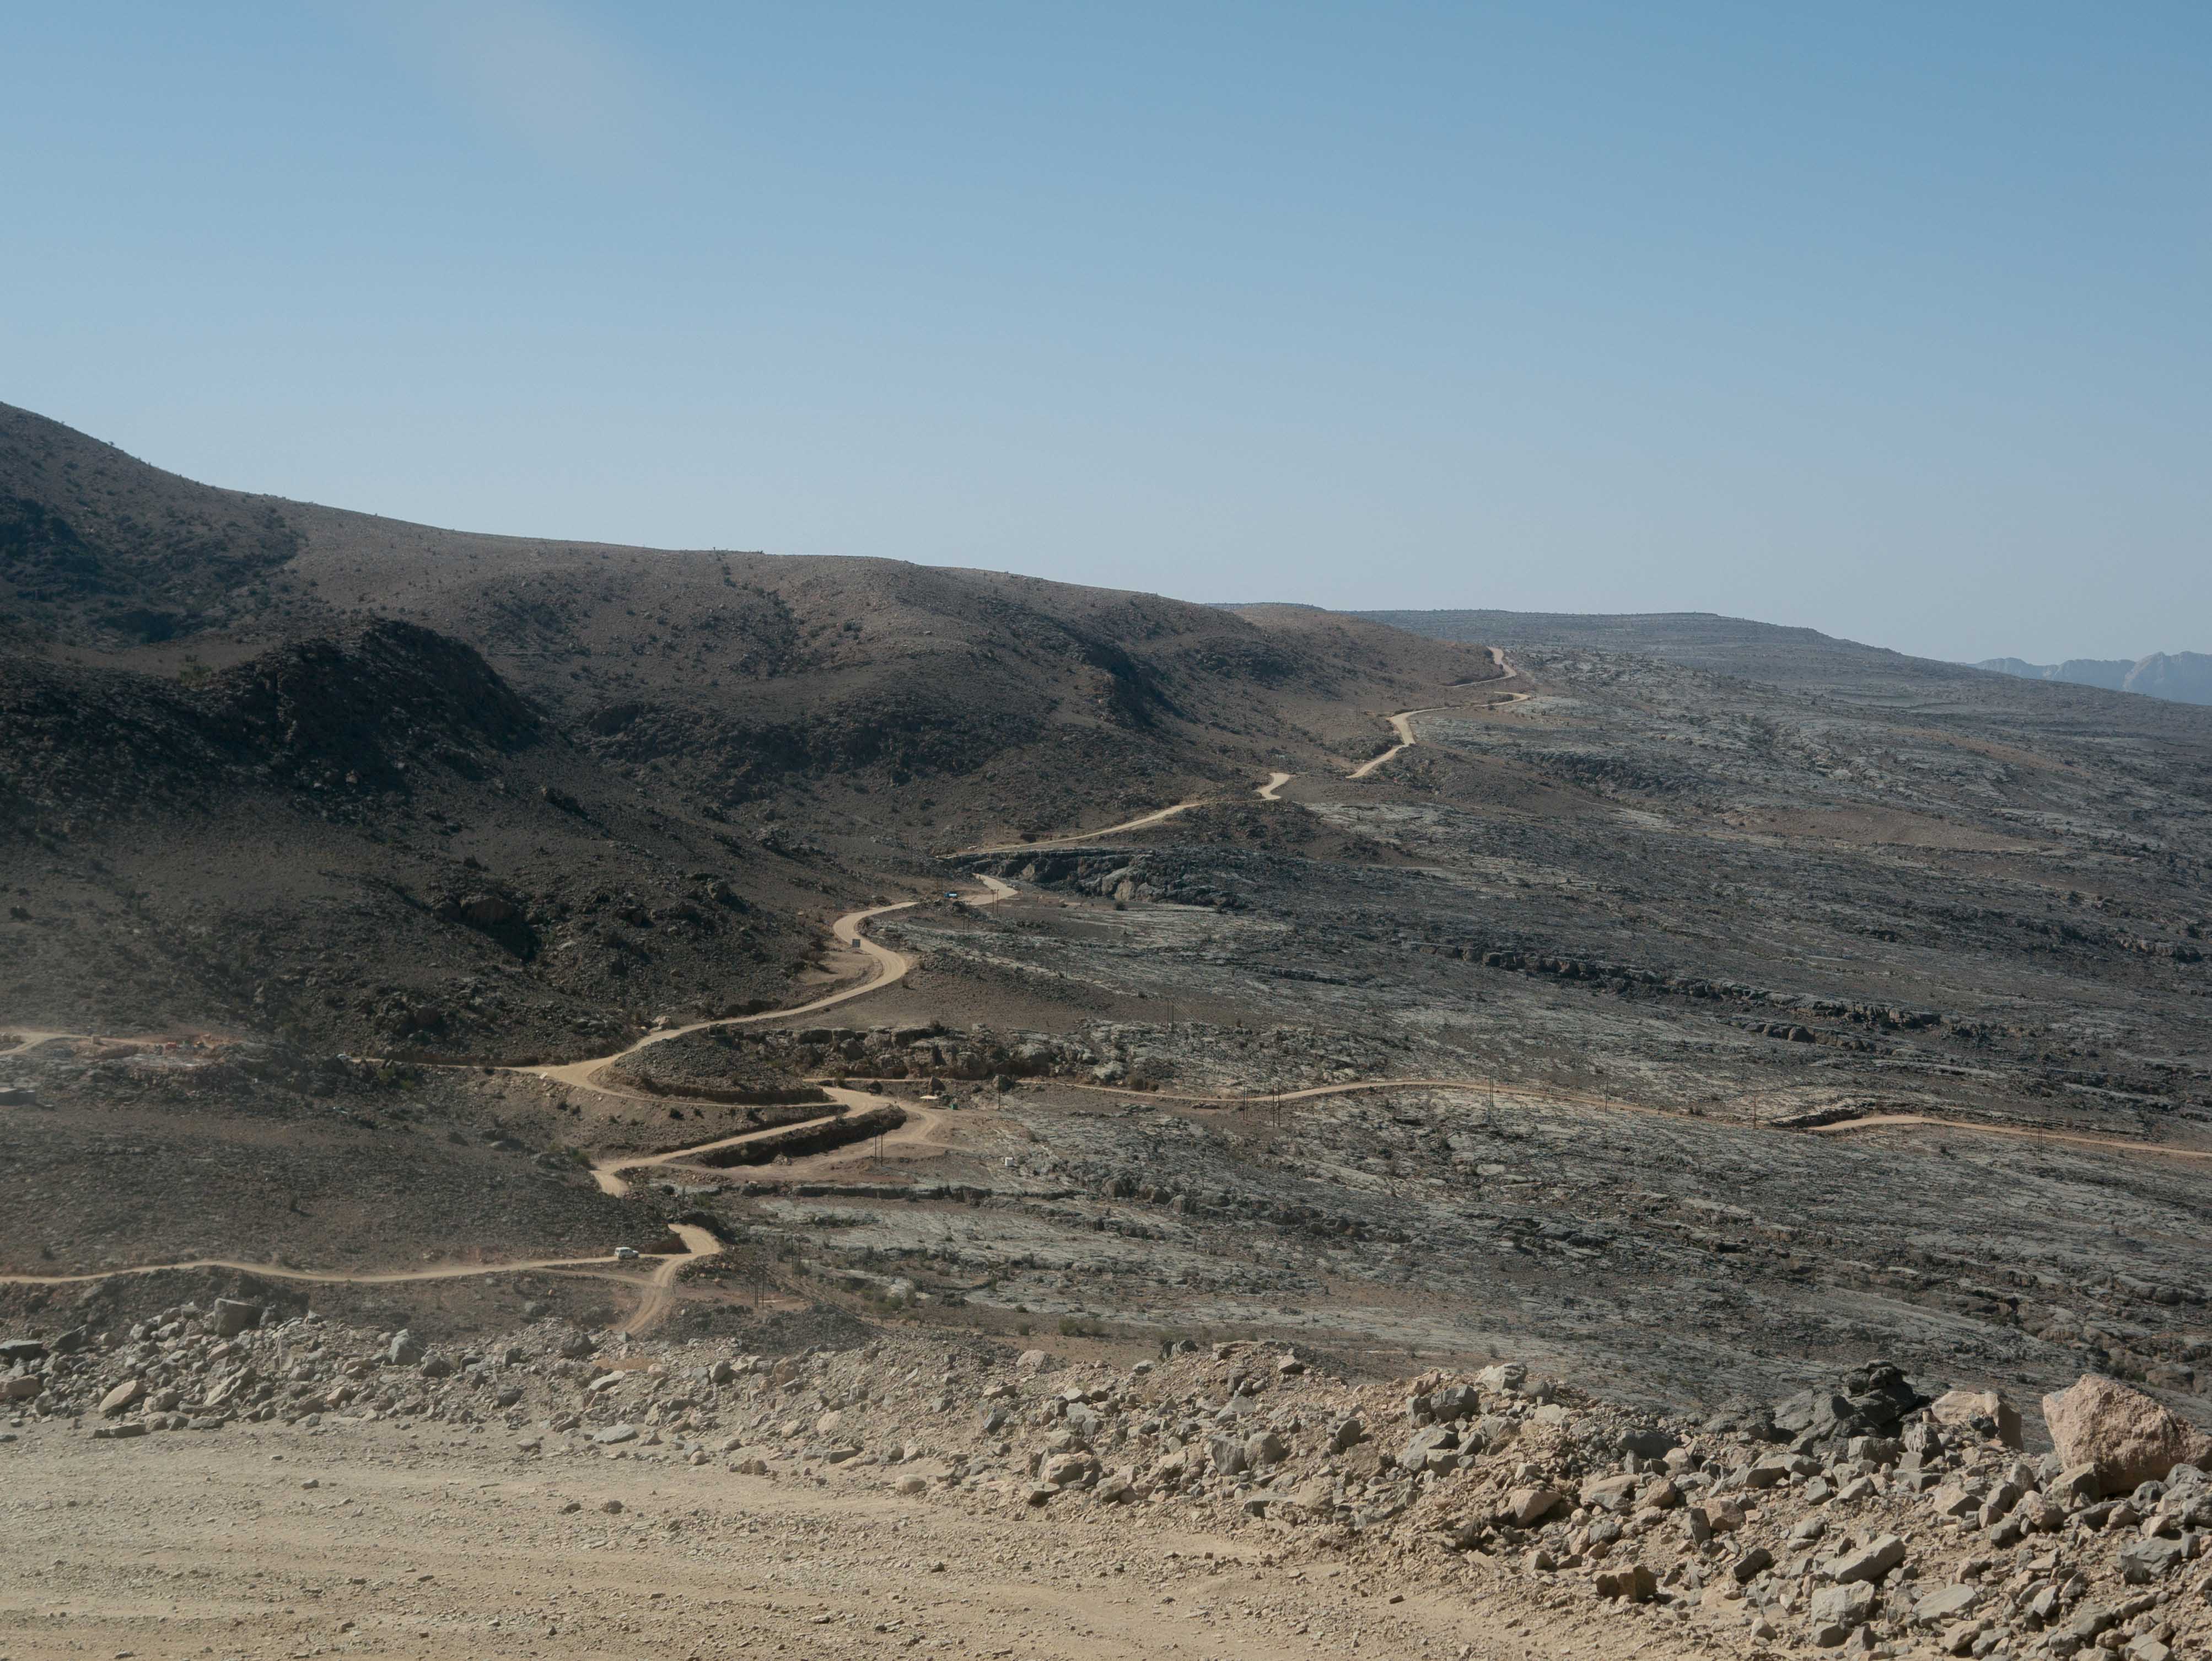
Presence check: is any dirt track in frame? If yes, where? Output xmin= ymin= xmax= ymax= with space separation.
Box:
xmin=525 ymin=899 xmax=925 ymax=1092
xmin=964 ymin=800 xmax=1207 ymax=855
xmin=0 ymin=1420 xmax=1687 ymax=1661
xmin=0 ymin=886 xmax=990 ymax=1320
xmin=1806 ymin=1111 xmax=2212 ymax=1165
xmin=0 ymin=1250 xmax=626 ymax=1289
xmin=623 ymin=1222 xmax=723 ymax=1335
xmin=1347 ymin=648 xmax=1532 ymax=778
xmin=18 ymin=639 xmax=2211 ymax=1351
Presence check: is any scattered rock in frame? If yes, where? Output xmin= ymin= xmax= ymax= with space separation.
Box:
xmin=1730 ymin=1546 xmax=1773 ymax=1583
xmin=2117 ymin=1537 xmax=2190 ymax=1584
xmin=1825 ymin=1534 xmax=1906 ymax=1584
xmin=1505 ymin=1487 xmax=1562 ymax=1526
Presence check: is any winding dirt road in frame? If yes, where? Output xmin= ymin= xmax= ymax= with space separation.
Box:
xmin=1346 ymin=648 xmax=1532 ymax=780
xmin=526 ymin=899 xmax=924 ymax=1092
xmin=7 ymin=714 xmax=1435 ymax=1321
xmin=0 ymin=887 xmax=1003 ymax=1318
xmin=33 ymin=641 xmax=2205 ymax=1330
xmin=845 ymin=1069 xmax=2212 ymax=1175
xmin=1346 ymin=707 xmax=1435 ymax=778
xmin=527 ymin=875 xmax=1018 ymax=1097
xmin=1805 ymin=1112 xmax=2212 ymax=1166
xmin=623 ymin=1222 xmax=724 ymax=1335
xmin=0 ymin=1248 xmax=630 ymax=1290
xmin=962 ymin=800 xmax=1207 ymax=856
xmin=0 ymin=1224 xmax=731 ymax=1337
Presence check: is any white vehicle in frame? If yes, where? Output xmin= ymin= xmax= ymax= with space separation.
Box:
xmin=613 ymin=1245 xmax=640 ymax=1261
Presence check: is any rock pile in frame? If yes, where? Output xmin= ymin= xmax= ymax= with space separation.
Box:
xmin=6 ymin=1303 xmax=2209 ymax=1658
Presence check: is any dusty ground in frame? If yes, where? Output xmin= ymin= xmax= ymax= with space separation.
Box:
xmin=7 ymin=1312 xmax=2204 ymax=1661
xmin=0 ymin=1421 xmax=1676 ymax=1661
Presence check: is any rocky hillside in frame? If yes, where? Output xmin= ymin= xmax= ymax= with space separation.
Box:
xmin=0 ymin=401 xmax=1506 ymax=1052
xmin=0 ymin=620 xmax=834 ymax=1052
xmin=2 ymin=402 xmax=1496 ymax=842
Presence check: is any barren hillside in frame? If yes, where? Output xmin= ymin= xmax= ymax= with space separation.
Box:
xmin=6 ymin=409 xmax=2212 ymax=1661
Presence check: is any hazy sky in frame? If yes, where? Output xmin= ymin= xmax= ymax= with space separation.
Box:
xmin=6 ymin=3 xmax=2206 ymax=662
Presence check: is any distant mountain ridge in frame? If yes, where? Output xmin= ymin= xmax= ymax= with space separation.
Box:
xmin=1357 ymin=607 xmax=2212 ymax=711
xmin=1976 ymin=652 xmax=2212 ymax=707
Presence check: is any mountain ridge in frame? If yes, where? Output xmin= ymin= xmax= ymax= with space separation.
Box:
xmin=1978 ymin=650 xmax=2212 ymax=706
xmin=1361 ymin=606 xmax=2212 ymax=711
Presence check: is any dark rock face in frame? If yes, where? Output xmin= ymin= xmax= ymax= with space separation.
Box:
xmin=0 ymin=620 xmax=539 ymax=818
xmin=1773 ymin=1363 xmax=1928 ymax=1450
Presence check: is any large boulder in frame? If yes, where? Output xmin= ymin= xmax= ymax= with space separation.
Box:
xmin=2041 ymin=1375 xmax=2212 ymax=1493
xmin=1823 ymin=1534 xmax=1906 ymax=1585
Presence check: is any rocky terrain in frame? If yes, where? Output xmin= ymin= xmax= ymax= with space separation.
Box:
xmin=5 ymin=1296 xmax=2210 ymax=1660
xmin=5 ymin=407 xmax=2212 ymax=1657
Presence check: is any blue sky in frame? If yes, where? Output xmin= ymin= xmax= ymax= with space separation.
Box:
xmin=5 ymin=2 xmax=2206 ymax=661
